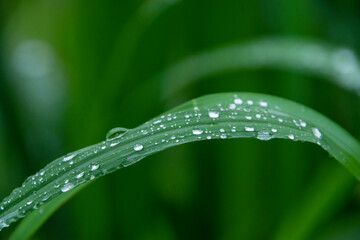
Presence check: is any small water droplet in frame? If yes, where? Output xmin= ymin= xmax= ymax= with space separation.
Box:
xmin=255 ymin=114 xmax=261 ymax=118
xmin=192 ymin=129 xmax=203 ymax=135
xmin=106 ymin=127 xmax=129 ymax=140
xmin=312 ymin=128 xmax=322 ymax=139
xmin=259 ymin=101 xmax=268 ymax=107
xmin=288 ymin=134 xmax=295 ymax=140
xmin=91 ymin=164 xmax=99 ymax=171
xmin=247 ymin=100 xmax=254 ymax=105
xmin=76 ymin=172 xmax=84 ymax=178
xmin=245 ymin=116 xmax=252 ymax=120
xmin=110 ymin=142 xmax=119 ymax=147
xmin=245 ymin=127 xmax=255 ymax=132
xmin=257 ymin=131 xmax=272 ymax=141
xmin=220 ymin=134 xmax=227 ymax=139
xmin=300 ymin=120 xmax=307 ymax=127
xmin=61 ymin=183 xmax=74 ymax=192
xmin=271 ymin=128 xmax=277 ymax=133
xmin=220 ymin=128 xmax=225 ymax=133
xmin=134 ymin=144 xmax=144 ymax=151
xmin=153 ymin=120 xmax=162 ymax=124
xmin=229 ymin=103 xmax=236 ymax=109
xmin=63 ymin=154 xmax=76 ymax=162
xmin=234 ymin=98 xmax=243 ymax=104
xmin=208 ymin=110 xmax=220 ymax=119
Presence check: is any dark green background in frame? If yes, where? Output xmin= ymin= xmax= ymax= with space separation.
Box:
xmin=1 ymin=0 xmax=360 ymax=239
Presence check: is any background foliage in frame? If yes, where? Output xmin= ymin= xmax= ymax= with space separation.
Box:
xmin=1 ymin=0 xmax=360 ymax=239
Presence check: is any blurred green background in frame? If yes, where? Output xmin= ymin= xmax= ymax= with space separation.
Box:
xmin=1 ymin=0 xmax=360 ymax=239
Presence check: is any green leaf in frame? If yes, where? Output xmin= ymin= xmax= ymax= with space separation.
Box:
xmin=157 ymin=38 xmax=360 ymax=98
xmin=1 ymin=92 xmax=360 ymax=237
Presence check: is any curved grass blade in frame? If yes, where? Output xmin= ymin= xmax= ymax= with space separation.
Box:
xmin=158 ymin=37 xmax=360 ymax=98
xmin=9 ymin=183 xmax=89 ymax=240
xmin=1 ymin=92 xmax=360 ymax=234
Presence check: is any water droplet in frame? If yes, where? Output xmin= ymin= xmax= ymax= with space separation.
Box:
xmin=247 ymin=100 xmax=254 ymax=105
xmin=312 ymin=128 xmax=322 ymax=139
xmin=192 ymin=129 xmax=203 ymax=135
xmin=271 ymin=128 xmax=277 ymax=133
xmin=259 ymin=101 xmax=268 ymax=107
xmin=229 ymin=103 xmax=236 ymax=109
xmin=245 ymin=127 xmax=255 ymax=132
xmin=245 ymin=116 xmax=252 ymax=120
xmin=300 ymin=120 xmax=307 ymax=127
xmin=76 ymin=172 xmax=84 ymax=178
xmin=208 ymin=110 xmax=219 ymax=119
xmin=257 ymin=131 xmax=272 ymax=141
xmin=106 ymin=127 xmax=129 ymax=140
xmin=153 ymin=119 xmax=162 ymax=124
xmin=63 ymin=153 xmax=76 ymax=162
xmin=134 ymin=144 xmax=144 ymax=151
xmin=220 ymin=134 xmax=227 ymax=139
xmin=220 ymin=128 xmax=225 ymax=133
xmin=288 ymin=134 xmax=295 ymax=140
xmin=234 ymin=98 xmax=243 ymax=104
xmin=61 ymin=183 xmax=74 ymax=192
xmin=110 ymin=142 xmax=119 ymax=147
xmin=91 ymin=164 xmax=99 ymax=171
xmin=255 ymin=114 xmax=261 ymax=118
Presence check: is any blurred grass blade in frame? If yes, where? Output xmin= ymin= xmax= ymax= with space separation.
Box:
xmin=1 ymin=92 xmax=360 ymax=236
xmin=158 ymin=37 xmax=360 ymax=98
xmin=273 ymin=163 xmax=356 ymax=240
xmin=99 ymin=0 xmax=179 ymax=97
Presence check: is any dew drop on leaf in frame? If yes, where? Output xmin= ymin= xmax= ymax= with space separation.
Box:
xmin=91 ymin=164 xmax=99 ymax=171
xmin=208 ymin=110 xmax=220 ymax=118
xmin=61 ymin=183 xmax=74 ymax=193
xmin=245 ymin=127 xmax=255 ymax=132
xmin=192 ymin=129 xmax=203 ymax=135
xmin=257 ymin=131 xmax=272 ymax=141
xmin=134 ymin=144 xmax=144 ymax=151
xmin=106 ymin=127 xmax=129 ymax=140
xmin=312 ymin=127 xmax=322 ymax=139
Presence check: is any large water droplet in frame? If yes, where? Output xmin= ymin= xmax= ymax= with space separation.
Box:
xmin=106 ymin=127 xmax=129 ymax=140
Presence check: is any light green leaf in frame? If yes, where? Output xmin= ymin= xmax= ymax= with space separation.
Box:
xmin=157 ymin=38 xmax=360 ymax=98
xmin=1 ymin=92 xmax=360 ymax=238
